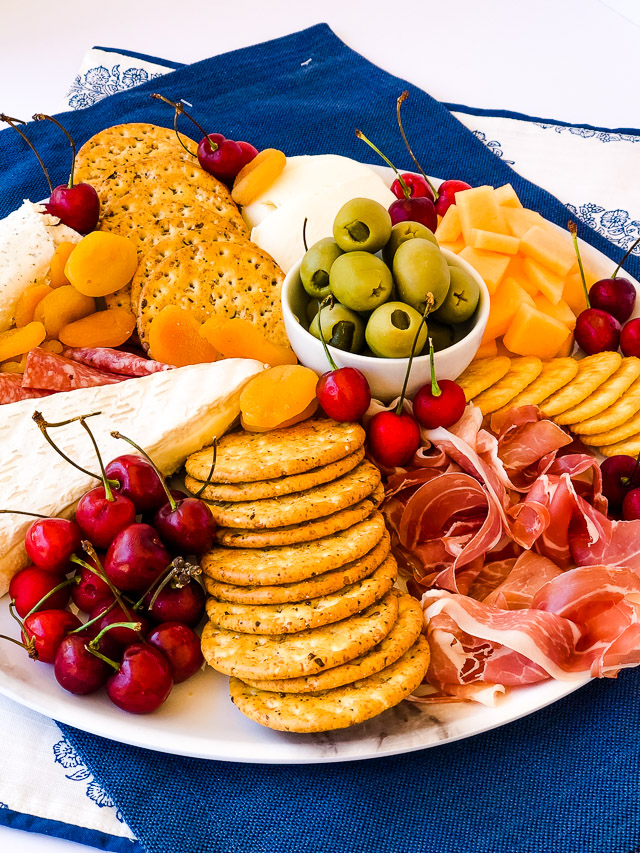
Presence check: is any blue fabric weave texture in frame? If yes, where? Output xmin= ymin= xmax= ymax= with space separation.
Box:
xmin=1 ymin=23 xmax=639 ymax=853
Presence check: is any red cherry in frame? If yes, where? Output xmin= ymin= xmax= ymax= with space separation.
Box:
xmin=9 ymin=566 xmax=72 ymax=617
xmin=390 ymin=173 xmax=434 ymax=202
xmin=236 ymin=141 xmax=259 ymax=168
xmin=70 ymin=558 xmax=113 ymax=613
xmin=388 ymin=197 xmax=437 ymax=232
xmin=144 ymin=579 xmax=205 ymax=627
xmin=147 ymin=622 xmax=203 ymax=683
xmin=104 ymin=523 xmax=170 ymax=593
xmin=153 ymin=498 xmax=216 ymax=555
xmin=54 ymin=634 xmax=111 ymax=694
xmin=414 ymin=379 xmax=466 ymax=429
xmin=75 ymin=486 xmax=136 ymax=549
xmin=105 ymin=455 xmax=166 ymax=514
xmin=316 ymin=368 xmax=371 ymax=422
xmin=367 ymin=410 xmax=421 ymax=467
xmin=91 ymin=601 xmax=149 ymax=651
xmin=46 ymin=183 xmax=99 ymax=234
xmin=600 ymin=455 xmax=640 ymax=512
xmin=574 ymin=308 xmax=621 ymax=355
xmin=24 ymin=517 xmax=81 ymax=573
xmin=589 ymin=278 xmax=636 ymax=324
xmin=197 ymin=134 xmax=245 ymax=185
xmin=106 ymin=644 xmax=173 ymax=714
xmin=23 ymin=609 xmax=81 ymax=664
xmin=620 ymin=318 xmax=640 ymax=357
xmin=622 ymin=487 xmax=640 ymax=521
xmin=435 ymin=179 xmax=472 ymax=217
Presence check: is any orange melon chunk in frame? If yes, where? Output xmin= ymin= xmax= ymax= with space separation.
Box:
xmin=494 ymin=184 xmax=522 ymax=208
xmin=519 ymin=225 xmax=576 ymax=278
xmin=533 ymin=293 xmax=576 ymax=330
xmin=439 ymin=237 xmax=465 ymax=254
xmin=505 ymin=256 xmax=538 ymax=297
xmin=474 ymin=339 xmax=498 ymax=359
xmin=470 ymin=229 xmax=520 ymax=255
xmin=455 ymin=186 xmax=507 ymax=242
xmin=434 ymin=205 xmax=461 ymax=243
xmin=458 ymin=247 xmax=510 ymax=295
xmin=521 ymin=256 xmax=565 ymax=304
xmin=503 ymin=304 xmax=571 ymax=359
xmin=562 ymin=272 xmax=589 ymax=316
xmin=556 ymin=333 xmax=575 ymax=357
xmin=502 ymin=207 xmax=546 ymax=239
xmin=482 ymin=277 xmax=535 ymax=344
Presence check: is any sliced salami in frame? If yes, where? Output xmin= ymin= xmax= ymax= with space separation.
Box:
xmin=22 ymin=348 xmax=127 ymax=392
xmin=0 ymin=373 xmax=52 ymax=404
xmin=62 ymin=347 xmax=173 ymax=377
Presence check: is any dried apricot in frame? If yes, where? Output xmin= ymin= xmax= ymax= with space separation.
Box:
xmin=200 ymin=317 xmax=297 ymax=366
xmin=65 ymin=232 xmax=138 ymax=297
xmin=148 ymin=306 xmax=219 ymax=367
xmin=239 ymin=364 xmax=319 ymax=431
xmin=0 ymin=322 xmax=46 ymax=362
xmin=34 ymin=286 xmax=96 ymax=338
xmin=241 ymin=399 xmax=318 ymax=432
xmin=40 ymin=340 xmax=63 ymax=355
xmin=49 ymin=241 xmax=76 ymax=288
xmin=14 ymin=284 xmax=52 ymax=327
xmin=0 ymin=357 xmax=27 ymax=374
xmin=231 ymin=149 xmax=286 ymax=207
xmin=59 ymin=308 xmax=136 ymax=348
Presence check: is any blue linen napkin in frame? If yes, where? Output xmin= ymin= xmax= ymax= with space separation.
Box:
xmin=2 ymin=23 xmax=640 ymax=853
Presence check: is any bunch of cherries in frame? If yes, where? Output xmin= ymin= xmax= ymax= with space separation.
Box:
xmin=601 ymin=452 xmax=640 ymax=521
xmin=3 ymin=414 xmax=217 ymax=714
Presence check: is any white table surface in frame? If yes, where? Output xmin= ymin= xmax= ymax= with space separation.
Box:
xmin=1 ymin=0 xmax=639 ymax=850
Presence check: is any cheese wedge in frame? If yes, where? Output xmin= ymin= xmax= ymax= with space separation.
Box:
xmin=0 ymin=358 xmax=263 ymax=594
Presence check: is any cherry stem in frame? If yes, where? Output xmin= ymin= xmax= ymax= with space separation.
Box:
xmin=68 ymin=600 xmax=117 ymax=635
xmin=0 ymin=633 xmax=33 ymax=654
xmin=85 ymin=645 xmax=120 ymax=671
xmin=150 ymin=93 xmax=215 ymax=150
xmin=78 ymin=416 xmax=113 ymax=502
xmin=172 ymin=108 xmax=196 ymax=158
xmin=317 ymin=296 xmax=339 ymax=372
xmin=355 ymin=129 xmax=411 ymax=198
xmin=90 ymin=621 xmax=141 ymax=650
xmin=0 ymin=509 xmax=48 ymax=519
xmin=33 ymin=113 xmax=76 ymax=188
xmin=612 ymin=235 xmax=640 ymax=279
xmin=0 ymin=114 xmax=53 ymax=194
xmin=568 ymin=221 xmax=590 ymax=309
xmin=396 ymin=92 xmax=438 ymax=197
xmin=110 ymin=431 xmax=175 ymax=511
xmin=192 ymin=438 xmax=217 ymax=498
xmin=23 ymin=576 xmax=78 ymax=622
xmin=428 ymin=338 xmax=441 ymax=397
xmin=302 ymin=217 xmax=309 ymax=252
xmin=31 ymin=411 xmax=117 ymax=486
xmin=395 ymin=295 xmax=434 ymax=415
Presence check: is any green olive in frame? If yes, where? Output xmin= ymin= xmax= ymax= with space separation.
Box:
xmin=432 ymin=266 xmax=480 ymax=324
xmin=308 ymin=301 xmax=365 ymax=353
xmin=300 ymin=238 xmax=344 ymax=299
xmin=427 ymin=319 xmax=456 ymax=352
xmin=332 ymin=198 xmax=392 ymax=253
xmin=305 ymin=299 xmax=321 ymax=325
xmin=365 ymin=301 xmax=428 ymax=359
xmin=392 ymin=238 xmax=451 ymax=313
xmin=329 ymin=251 xmax=393 ymax=312
xmin=382 ymin=221 xmax=437 ymax=267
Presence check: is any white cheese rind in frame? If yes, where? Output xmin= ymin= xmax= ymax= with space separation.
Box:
xmin=0 ymin=358 xmax=263 ymax=594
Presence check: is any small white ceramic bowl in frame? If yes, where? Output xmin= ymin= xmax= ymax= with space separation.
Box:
xmin=281 ymin=248 xmax=490 ymax=402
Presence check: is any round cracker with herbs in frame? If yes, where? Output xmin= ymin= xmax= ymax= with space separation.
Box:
xmin=203 ymin=530 xmax=390 ymax=604
xmin=137 ymin=240 xmax=287 ymax=349
xmin=201 ymin=512 xmax=386 ymax=586
xmin=205 ymin=555 xmax=397 ymax=635
xmin=215 ymin=483 xmax=384 ymax=548
xmin=205 ymin=459 xmax=381 ymax=529
xmin=243 ymin=592 xmax=423 ymax=693
xmin=186 ymin=447 xmax=365 ymax=503
xmin=201 ymin=592 xmax=399 ymax=681
xmin=186 ymin=420 xmax=366 ymax=483
xmin=228 ymin=635 xmax=430 ymax=732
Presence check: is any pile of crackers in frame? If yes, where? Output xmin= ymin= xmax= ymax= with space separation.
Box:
xmin=457 ymin=352 xmax=640 ymax=455
xmin=74 ymin=122 xmax=288 ymax=350
xmin=185 ymin=419 xmax=429 ymax=733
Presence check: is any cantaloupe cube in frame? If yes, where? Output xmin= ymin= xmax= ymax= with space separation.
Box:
xmin=562 ymin=272 xmax=589 ymax=315
xmin=434 ymin=205 xmax=461 ymax=243
xmin=470 ymin=229 xmax=520 ymax=254
xmin=482 ymin=276 xmax=535 ymax=344
xmin=474 ymin=338 xmax=498 ymax=359
xmin=496 ymin=338 xmax=516 ymax=357
xmin=505 ymin=256 xmax=538 ymax=297
xmin=503 ymin=303 xmax=571 ymax=359
xmin=494 ymin=184 xmax=522 ymax=208
xmin=458 ymin=247 xmax=511 ymax=295
xmin=521 ymin=256 xmax=565 ymax=304
xmin=556 ymin=333 xmax=575 ymax=357
xmin=533 ymin=293 xmax=577 ymax=330
xmin=439 ymin=237 xmax=466 ymax=254
xmin=567 ymin=260 xmax=600 ymax=288
xmin=502 ymin=207 xmax=546 ymax=238
xmin=455 ymin=185 xmax=508 ymax=242
xmin=519 ymin=225 xmax=576 ymax=278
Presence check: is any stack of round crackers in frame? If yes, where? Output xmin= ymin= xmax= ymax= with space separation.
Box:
xmin=74 ymin=122 xmax=287 ymax=350
xmin=186 ymin=418 xmax=429 ymax=733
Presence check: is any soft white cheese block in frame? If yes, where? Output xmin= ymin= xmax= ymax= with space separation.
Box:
xmin=0 ymin=201 xmax=82 ymax=332
xmin=0 ymin=358 xmax=263 ymax=595
xmin=250 ymin=174 xmax=396 ymax=274
xmin=242 ymin=154 xmax=386 ymax=230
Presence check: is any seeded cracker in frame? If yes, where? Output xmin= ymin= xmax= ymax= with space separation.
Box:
xmin=201 ymin=592 xmax=399 ymax=680
xmin=242 ymin=592 xmax=423 ymax=693
xmin=554 ymin=357 xmax=640 ymax=425
xmin=228 ymin=635 xmax=430 ymax=732
xmin=540 ymin=351 xmax=622 ymax=418
xmin=472 ymin=357 xmax=542 ymax=415
xmin=456 ymin=357 xmax=512 ymax=401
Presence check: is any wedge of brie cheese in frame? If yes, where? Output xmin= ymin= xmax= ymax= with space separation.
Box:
xmin=0 ymin=358 xmax=263 ymax=595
